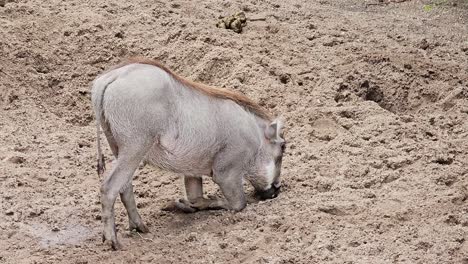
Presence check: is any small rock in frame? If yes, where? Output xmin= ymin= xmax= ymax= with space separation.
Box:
xmin=323 ymin=39 xmax=343 ymax=47
xmin=249 ymin=245 xmax=258 ymax=251
xmin=140 ymin=253 xmax=155 ymax=262
xmin=241 ymin=5 xmax=252 ymax=12
xmin=185 ymin=232 xmax=198 ymax=242
xmin=5 ymin=209 xmax=14 ymax=216
xmin=77 ymin=140 xmax=91 ymax=148
xmin=325 ymin=244 xmax=335 ymax=251
xmin=416 ymin=241 xmax=432 ymax=250
xmin=432 ymin=155 xmax=454 ymax=165
xmin=114 ymin=31 xmax=124 ymax=39
xmin=35 ymin=65 xmax=50 ymax=74
xmin=78 ymin=89 xmax=89 ymax=96
xmin=418 ymin=39 xmax=430 ymax=50
xmin=445 ymin=215 xmax=460 ymax=226
xmin=236 ymin=237 xmax=245 ymax=243
xmin=35 ymin=175 xmax=48 ymax=182
xmin=348 ymin=241 xmax=360 ymax=247
xmin=279 ymin=74 xmax=289 ymax=84
xmin=400 ymin=115 xmax=413 ymax=123
xmin=219 ymin=242 xmax=228 ymax=249
xmin=386 ymin=156 xmax=411 ymax=170
xmin=382 ymin=172 xmax=400 ymax=184
xmin=435 ymin=175 xmax=457 ymax=186
xmin=318 ymin=205 xmax=346 ymax=216
xmin=8 ymin=156 xmax=25 ymax=164
xmin=7 ymin=231 xmax=16 ymax=238
xmin=161 ymin=179 xmax=171 ymax=185
xmin=29 ymin=209 xmax=44 ymax=217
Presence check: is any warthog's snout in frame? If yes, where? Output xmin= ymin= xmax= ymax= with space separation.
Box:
xmin=256 ymin=185 xmax=281 ymax=200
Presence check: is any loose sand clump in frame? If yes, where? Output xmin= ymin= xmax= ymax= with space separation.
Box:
xmin=216 ymin=12 xmax=247 ymax=33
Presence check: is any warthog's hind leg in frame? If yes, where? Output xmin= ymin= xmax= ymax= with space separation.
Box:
xmin=100 ymin=141 xmax=150 ymax=250
xmin=103 ymin=124 xmax=148 ymax=233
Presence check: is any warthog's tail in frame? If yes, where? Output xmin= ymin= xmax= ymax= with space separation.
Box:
xmin=91 ymin=74 xmax=118 ymax=177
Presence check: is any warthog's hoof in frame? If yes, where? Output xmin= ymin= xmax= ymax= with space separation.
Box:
xmin=102 ymin=234 xmax=122 ymax=251
xmin=137 ymin=223 xmax=149 ymax=233
xmin=129 ymin=222 xmax=149 ymax=233
xmin=161 ymin=199 xmax=198 ymax=213
xmin=111 ymin=240 xmax=122 ymax=251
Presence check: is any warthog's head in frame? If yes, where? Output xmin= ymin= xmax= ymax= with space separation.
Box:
xmin=251 ymin=119 xmax=286 ymax=200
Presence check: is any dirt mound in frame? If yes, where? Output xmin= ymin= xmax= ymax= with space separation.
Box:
xmin=1 ymin=0 xmax=467 ymax=263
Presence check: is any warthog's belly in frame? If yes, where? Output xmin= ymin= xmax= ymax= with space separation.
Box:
xmin=144 ymin=142 xmax=215 ymax=177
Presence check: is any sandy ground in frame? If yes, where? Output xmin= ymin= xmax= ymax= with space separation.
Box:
xmin=1 ymin=0 xmax=468 ymax=263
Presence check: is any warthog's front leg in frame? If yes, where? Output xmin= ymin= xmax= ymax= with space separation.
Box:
xmin=214 ymin=170 xmax=246 ymax=211
xmin=183 ymin=168 xmax=247 ymax=211
xmin=185 ymin=176 xmax=203 ymax=203
xmin=163 ymin=176 xmax=231 ymax=212
xmin=173 ymin=195 xmax=230 ymax=212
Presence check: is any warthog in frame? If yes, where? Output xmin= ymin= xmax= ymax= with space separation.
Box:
xmin=91 ymin=58 xmax=286 ymax=250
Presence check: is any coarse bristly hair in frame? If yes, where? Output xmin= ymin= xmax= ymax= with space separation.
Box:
xmin=112 ymin=57 xmax=272 ymax=121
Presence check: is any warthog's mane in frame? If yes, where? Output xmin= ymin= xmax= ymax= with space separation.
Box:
xmin=113 ymin=57 xmax=272 ymax=121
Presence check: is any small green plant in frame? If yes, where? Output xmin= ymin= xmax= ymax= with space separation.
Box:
xmin=423 ymin=4 xmax=433 ymax=10
xmin=423 ymin=0 xmax=448 ymax=11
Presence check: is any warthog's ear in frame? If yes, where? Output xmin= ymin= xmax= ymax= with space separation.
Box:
xmin=265 ymin=119 xmax=284 ymax=143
